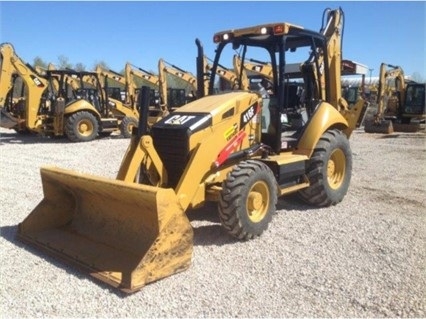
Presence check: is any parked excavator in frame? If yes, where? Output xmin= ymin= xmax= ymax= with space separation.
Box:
xmin=18 ymin=8 xmax=366 ymax=293
xmin=364 ymin=63 xmax=425 ymax=133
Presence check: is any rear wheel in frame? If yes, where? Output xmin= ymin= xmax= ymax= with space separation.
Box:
xmin=298 ymin=129 xmax=352 ymax=206
xmin=119 ymin=116 xmax=138 ymax=138
xmin=65 ymin=111 xmax=99 ymax=142
xmin=218 ymin=160 xmax=277 ymax=240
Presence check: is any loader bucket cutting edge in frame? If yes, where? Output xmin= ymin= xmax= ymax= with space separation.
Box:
xmin=17 ymin=166 xmax=194 ymax=293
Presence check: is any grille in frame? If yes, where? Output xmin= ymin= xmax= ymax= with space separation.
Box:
xmin=151 ymin=126 xmax=190 ymax=189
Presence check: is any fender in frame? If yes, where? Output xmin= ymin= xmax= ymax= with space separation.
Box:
xmin=64 ymin=99 xmax=101 ymax=118
xmin=295 ymin=102 xmax=348 ymax=157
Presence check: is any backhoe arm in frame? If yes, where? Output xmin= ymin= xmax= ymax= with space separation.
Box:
xmin=244 ymin=58 xmax=274 ymax=80
xmin=0 ymin=43 xmax=17 ymax=106
xmin=205 ymin=56 xmax=238 ymax=89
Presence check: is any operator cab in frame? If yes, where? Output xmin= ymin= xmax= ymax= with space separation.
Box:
xmin=207 ymin=22 xmax=330 ymax=153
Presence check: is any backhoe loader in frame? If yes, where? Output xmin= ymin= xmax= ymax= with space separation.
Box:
xmin=94 ymin=65 xmax=141 ymax=137
xmin=126 ymin=62 xmax=165 ymax=120
xmin=0 ymin=44 xmax=123 ymax=142
xmin=203 ymin=54 xmax=238 ymax=90
xmin=364 ymin=63 xmax=425 ymax=133
xmin=0 ymin=43 xmax=49 ymax=131
xmin=18 ymin=8 xmax=366 ymax=293
xmin=0 ymin=44 xmax=17 ymax=123
xmin=95 ymin=65 xmax=127 ymax=102
xmin=158 ymin=58 xmax=209 ymax=110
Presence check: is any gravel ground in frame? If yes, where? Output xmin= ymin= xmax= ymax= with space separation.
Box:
xmin=0 ymin=126 xmax=425 ymax=318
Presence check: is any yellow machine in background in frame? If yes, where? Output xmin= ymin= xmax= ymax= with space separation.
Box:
xmin=0 ymin=43 xmax=50 ymax=131
xmin=18 ymin=8 xmax=366 ymax=293
xmin=94 ymin=65 xmax=141 ymax=137
xmin=158 ymin=58 xmax=209 ymax=110
xmin=95 ymin=65 xmax=128 ymax=102
xmin=0 ymin=43 xmax=129 ymax=141
xmin=126 ymin=62 xmax=167 ymax=120
xmin=364 ymin=63 xmax=425 ymax=133
xmin=203 ymin=54 xmax=238 ymax=90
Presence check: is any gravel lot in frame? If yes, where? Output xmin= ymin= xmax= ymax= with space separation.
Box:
xmin=0 ymin=126 xmax=425 ymax=318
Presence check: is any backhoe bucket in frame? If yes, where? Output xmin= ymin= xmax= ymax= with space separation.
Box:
xmin=364 ymin=118 xmax=394 ymax=134
xmin=17 ymin=166 xmax=193 ymax=293
xmin=392 ymin=122 xmax=422 ymax=133
xmin=0 ymin=108 xmax=21 ymax=129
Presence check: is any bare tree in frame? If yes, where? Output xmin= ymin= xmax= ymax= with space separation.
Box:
xmin=74 ymin=63 xmax=86 ymax=71
xmin=93 ymin=60 xmax=109 ymax=71
xmin=33 ymin=56 xmax=47 ymax=69
xmin=57 ymin=55 xmax=73 ymax=69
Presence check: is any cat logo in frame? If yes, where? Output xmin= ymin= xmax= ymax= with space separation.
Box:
xmin=164 ymin=115 xmax=196 ymax=125
xmin=30 ymin=75 xmax=45 ymax=88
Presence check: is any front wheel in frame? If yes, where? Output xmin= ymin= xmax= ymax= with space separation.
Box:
xmin=119 ymin=116 xmax=138 ymax=138
xmin=218 ymin=160 xmax=278 ymax=240
xmin=298 ymin=129 xmax=352 ymax=207
xmin=65 ymin=111 xmax=99 ymax=142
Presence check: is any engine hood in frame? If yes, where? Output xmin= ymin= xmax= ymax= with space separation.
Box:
xmin=154 ymin=91 xmax=260 ymax=133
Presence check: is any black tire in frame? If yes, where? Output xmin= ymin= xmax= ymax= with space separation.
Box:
xmin=298 ymin=129 xmax=352 ymax=207
xmin=65 ymin=111 xmax=99 ymax=142
xmin=120 ymin=116 xmax=138 ymax=138
xmin=218 ymin=160 xmax=278 ymax=240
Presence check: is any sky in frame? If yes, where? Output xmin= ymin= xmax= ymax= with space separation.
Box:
xmin=1 ymin=1 xmax=425 ymax=81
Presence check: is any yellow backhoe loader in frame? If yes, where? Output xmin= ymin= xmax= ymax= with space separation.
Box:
xmin=0 ymin=44 xmax=18 ymax=124
xmin=95 ymin=65 xmax=128 ymax=103
xmin=158 ymin=58 xmax=209 ymax=110
xmin=126 ymin=62 xmax=166 ymax=120
xmin=0 ymin=43 xmax=50 ymax=131
xmin=0 ymin=43 xmax=124 ymax=141
xmin=94 ymin=65 xmax=141 ymax=138
xmin=203 ymin=54 xmax=238 ymax=91
xmin=364 ymin=63 xmax=425 ymax=133
xmin=18 ymin=8 xmax=366 ymax=293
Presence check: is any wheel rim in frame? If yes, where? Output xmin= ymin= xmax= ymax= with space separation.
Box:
xmin=246 ymin=181 xmax=269 ymax=223
xmin=327 ymin=148 xmax=346 ymax=190
xmin=127 ymin=122 xmax=135 ymax=135
xmin=77 ymin=119 xmax=94 ymax=137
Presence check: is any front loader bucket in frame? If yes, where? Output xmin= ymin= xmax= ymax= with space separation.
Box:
xmin=364 ymin=118 xmax=394 ymax=134
xmin=17 ymin=166 xmax=193 ymax=293
xmin=0 ymin=108 xmax=22 ymax=129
